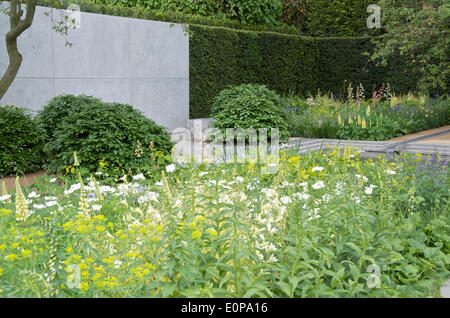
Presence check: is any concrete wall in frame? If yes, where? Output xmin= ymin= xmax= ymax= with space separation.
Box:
xmin=0 ymin=4 xmax=189 ymax=131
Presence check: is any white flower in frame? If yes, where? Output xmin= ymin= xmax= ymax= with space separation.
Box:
xmin=50 ymin=178 xmax=57 ymax=183
xmin=235 ymin=176 xmax=244 ymax=183
xmin=312 ymin=181 xmax=325 ymax=190
xmin=155 ymin=181 xmax=163 ymax=186
xmin=322 ymin=194 xmax=331 ymax=203
xmin=0 ymin=195 xmax=11 ymax=202
xmin=298 ymin=182 xmax=308 ymax=187
xmin=95 ymin=172 xmax=103 ymax=175
xmin=351 ymin=193 xmax=361 ymax=204
xmin=45 ymin=196 xmax=57 ymax=201
xmin=132 ymin=173 xmax=145 ymax=180
xmin=261 ymin=188 xmax=277 ymax=199
xmin=92 ymin=205 xmax=102 ymax=211
xmin=355 ymin=174 xmax=368 ymax=182
xmin=64 ymin=183 xmax=81 ymax=195
xmin=28 ymin=191 xmax=40 ymax=198
xmin=33 ymin=204 xmax=46 ymax=209
xmin=386 ymin=169 xmax=396 ymax=175
xmin=364 ymin=187 xmax=373 ymax=195
xmin=312 ymin=166 xmax=324 ymax=172
xmin=113 ymin=260 xmax=123 ymax=269
xmin=335 ymin=182 xmax=345 ymax=195
xmin=166 ymin=164 xmax=176 ymax=173
xmin=199 ymin=172 xmax=209 ymax=177
xmin=280 ymin=196 xmax=292 ymax=205
xmin=138 ymin=191 xmax=159 ymax=204
xmin=293 ymin=192 xmax=310 ymax=200
xmin=46 ymin=201 xmax=58 ymax=207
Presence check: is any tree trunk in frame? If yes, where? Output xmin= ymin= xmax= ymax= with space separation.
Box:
xmin=0 ymin=0 xmax=36 ymax=101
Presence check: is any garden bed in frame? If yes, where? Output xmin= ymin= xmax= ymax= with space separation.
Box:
xmin=0 ymin=147 xmax=448 ymax=297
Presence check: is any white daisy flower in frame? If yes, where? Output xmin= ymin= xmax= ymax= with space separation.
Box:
xmin=312 ymin=166 xmax=324 ymax=172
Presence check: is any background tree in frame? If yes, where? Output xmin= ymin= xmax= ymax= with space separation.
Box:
xmin=371 ymin=0 xmax=449 ymax=94
xmin=0 ymin=0 xmax=37 ymax=99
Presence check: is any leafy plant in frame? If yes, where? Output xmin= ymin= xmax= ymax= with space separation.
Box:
xmin=38 ymin=94 xmax=102 ymax=141
xmin=42 ymin=95 xmax=174 ymax=177
xmin=211 ymin=84 xmax=290 ymax=142
xmin=0 ymin=105 xmax=46 ymax=177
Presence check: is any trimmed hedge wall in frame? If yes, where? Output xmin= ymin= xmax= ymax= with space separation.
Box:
xmin=189 ymin=25 xmax=419 ymax=118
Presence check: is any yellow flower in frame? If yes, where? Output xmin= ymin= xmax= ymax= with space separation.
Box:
xmin=80 ymin=282 xmax=89 ymax=291
xmin=5 ymin=253 xmax=18 ymax=261
xmin=21 ymin=250 xmax=32 ymax=258
xmin=66 ymin=247 xmax=73 ymax=253
xmin=0 ymin=268 xmax=3 ymax=276
xmin=208 ymin=229 xmax=218 ymax=236
xmin=96 ymin=225 xmax=105 ymax=233
xmin=11 ymin=242 xmax=19 ymax=249
xmin=79 ymin=263 xmax=87 ymax=270
xmin=192 ymin=230 xmax=202 ymax=239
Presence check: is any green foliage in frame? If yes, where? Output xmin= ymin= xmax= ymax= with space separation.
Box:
xmin=286 ymin=93 xmax=449 ymax=140
xmin=304 ymin=0 xmax=376 ymax=37
xmin=38 ymin=95 xmax=102 ymax=141
xmin=0 ymin=106 xmax=46 ymax=178
xmin=371 ymin=0 xmax=450 ymax=94
xmin=281 ymin=0 xmax=307 ymax=30
xmin=53 ymin=0 xmax=285 ymax=27
xmin=41 ymin=95 xmax=174 ymax=177
xmin=211 ymin=84 xmax=290 ymax=142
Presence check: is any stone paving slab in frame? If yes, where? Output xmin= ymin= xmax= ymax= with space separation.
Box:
xmin=441 ymin=280 xmax=450 ymax=298
xmin=388 ymin=125 xmax=450 ymax=143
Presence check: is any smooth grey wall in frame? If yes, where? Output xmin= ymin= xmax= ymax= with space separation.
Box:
xmin=0 ymin=4 xmax=189 ymax=131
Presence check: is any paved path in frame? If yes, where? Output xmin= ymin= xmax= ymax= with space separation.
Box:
xmin=285 ymin=126 xmax=450 ymax=160
xmin=388 ymin=125 xmax=450 ymax=143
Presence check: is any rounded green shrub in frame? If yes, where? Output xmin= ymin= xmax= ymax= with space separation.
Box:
xmin=38 ymin=94 xmax=102 ymax=141
xmin=42 ymin=95 xmax=174 ymax=176
xmin=211 ymin=84 xmax=290 ymax=142
xmin=0 ymin=105 xmax=46 ymax=177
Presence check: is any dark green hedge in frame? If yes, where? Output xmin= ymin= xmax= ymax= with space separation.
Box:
xmin=189 ymin=25 xmax=419 ymax=118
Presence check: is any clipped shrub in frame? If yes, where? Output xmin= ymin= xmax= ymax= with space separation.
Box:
xmin=38 ymin=94 xmax=102 ymax=140
xmin=43 ymin=96 xmax=174 ymax=176
xmin=211 ymin=84 xmax=290 ymax=142
xmin=0 ymin=106 xmax=46 ymax=177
